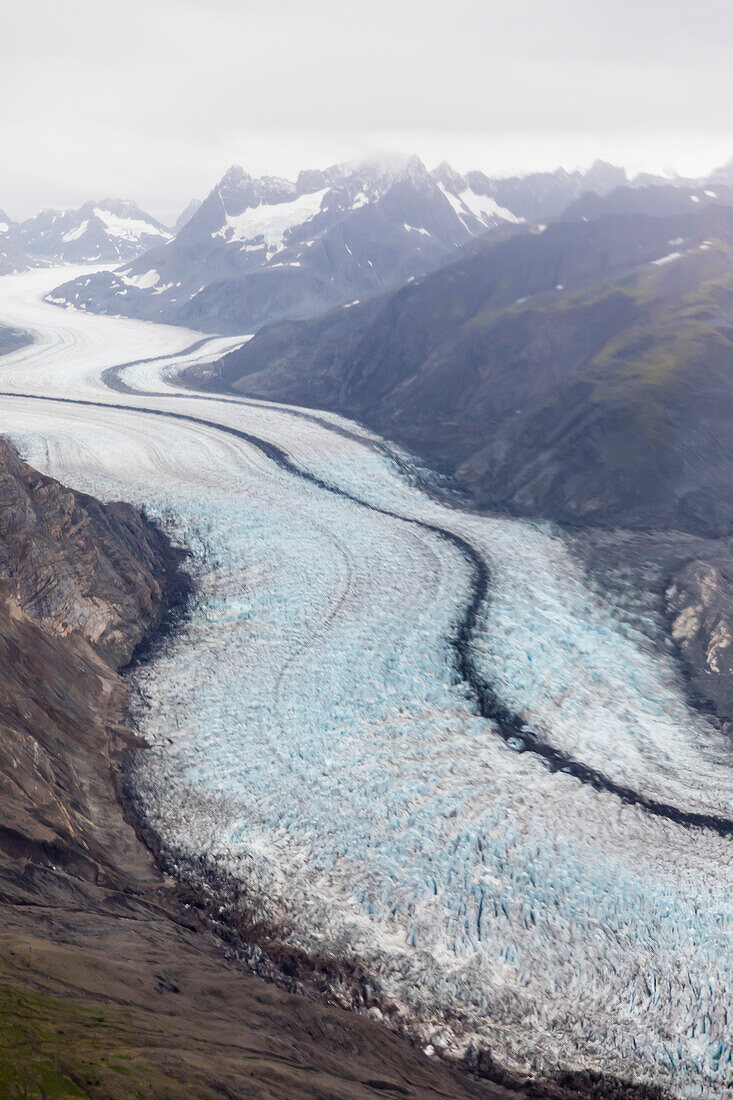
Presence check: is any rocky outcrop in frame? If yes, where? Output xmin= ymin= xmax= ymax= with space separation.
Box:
xmin=0 ymin=438 xmax=177 ymax=666
xmin=667 ymin=555 xmax=733 ymax=723
xmin=0 ymin=437 xmax=180 ymax=887
xmin=565 ymin=526 xmax=733 ymax=737
xmin=0 ymin=323 xmax=31 ymax=355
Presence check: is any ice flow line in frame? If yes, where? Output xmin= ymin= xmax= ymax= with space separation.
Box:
xmin=4 ymin=387 xmax=733 ymax=841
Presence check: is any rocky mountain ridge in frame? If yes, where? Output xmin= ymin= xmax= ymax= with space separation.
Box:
xmin=0 ymin=199 xmax=172 ymax=271
xmin=15 ymin=198 xmax=172 ymax=263
xmin=46 ymin=154 xmax=733 ymax=335
xmin=1 ymin=151 xmax=732 ymax=296
xmin=48 ymin=155 xmax=531 ymax=333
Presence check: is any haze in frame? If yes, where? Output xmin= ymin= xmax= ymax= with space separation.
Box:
xmin=3 ymin=0 xmax=733 ymax=223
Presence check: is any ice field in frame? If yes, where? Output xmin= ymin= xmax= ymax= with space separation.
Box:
xmin=0 ymin=267 xmax=732 ymax=1096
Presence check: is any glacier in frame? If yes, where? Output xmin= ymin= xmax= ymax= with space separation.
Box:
xmin=0 ymin=266 xmax=732 ymax=1096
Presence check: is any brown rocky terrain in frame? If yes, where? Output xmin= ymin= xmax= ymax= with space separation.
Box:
xmin=0 ymin=437 xmax=516 ymax=1100
xmin=566 ymin=526 xmax=733 ymax=736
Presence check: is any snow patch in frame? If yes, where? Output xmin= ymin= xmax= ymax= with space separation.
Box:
xmin=214 ymin=189 xmax=329 ymax=252
xmin=62 ymin=220 xmax=90 ymax=243
xmin=439 ymin=184 xmax=523 ymax=228
xmin=125 ymin=268 xmax=160 ymax=289
xmin=93 ymin=207 xmax=171 ymax=243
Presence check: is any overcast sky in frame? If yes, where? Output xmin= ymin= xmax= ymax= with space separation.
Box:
xmin=2 ymin=0 xmax=733 ymax=223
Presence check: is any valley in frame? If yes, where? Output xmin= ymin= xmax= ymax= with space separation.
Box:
xmin=0 ymin=267 xmax=732 ymax=1097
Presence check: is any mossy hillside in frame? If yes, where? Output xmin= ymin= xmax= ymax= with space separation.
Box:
xmin=0 ymin=945 xmax=245 ymax=1100
xmin=0 ymin=962 xmax=183 ymax=1100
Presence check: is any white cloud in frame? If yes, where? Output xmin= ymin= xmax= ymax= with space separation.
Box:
xmin=1 ymin=0 xmax=732 ymax=221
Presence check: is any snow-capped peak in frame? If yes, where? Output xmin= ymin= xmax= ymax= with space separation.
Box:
xmin=15 ymin=198 xmax=171 ymax=262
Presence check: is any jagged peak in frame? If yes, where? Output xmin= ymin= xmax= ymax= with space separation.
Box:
xmin=432 ymin=161 xmax=466 ymax=192
xmin=213 ymin=166 xmax=297 ymax=212
xmin=296 ymin=167 xmax=329 ymax=193
xmin=93 ymin=197 xmax=146 ymax=212
xmin=174 ymin=198 xmax=202 ymax=234
xmin=218 ymin=165 xmax=251 ymax=186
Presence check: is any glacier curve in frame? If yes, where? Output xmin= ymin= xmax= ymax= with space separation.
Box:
xmin=0 ymin=267 xmax=731 ymax=1097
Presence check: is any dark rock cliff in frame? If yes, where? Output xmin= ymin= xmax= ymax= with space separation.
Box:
xmin=666 ymin=553 xmax=733 ymax=723
xmin=0 ymin=438 xmax=176 ymax=666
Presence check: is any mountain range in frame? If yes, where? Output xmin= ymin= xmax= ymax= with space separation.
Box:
xmin=0 ymin=198 xmax=176 ymax=271
xmin=45 ymin=155 xmax=733 ymax=334
xmin=48 ymin=156 xmax=645 ymax=333
xmin=5 ymin=152 xmax=733 ymax=1093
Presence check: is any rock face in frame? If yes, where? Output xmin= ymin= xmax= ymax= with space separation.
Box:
xmin=0 ymin=438 xmax=174 ymax=666
xmin=667 ymin=555 xmax=733 ymax=722
xmin=0 ymin=436 xmax=511 ymax=1099
xmin=0 ymin=443 xmax=176 ymax=875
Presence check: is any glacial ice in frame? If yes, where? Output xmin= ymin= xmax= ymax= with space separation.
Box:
xmin=0 ymin=267 xmax=732 ymax=1097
